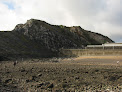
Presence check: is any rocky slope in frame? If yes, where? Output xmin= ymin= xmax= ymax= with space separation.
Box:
xmin=0 ymin=19 xmax=114 ymax=60
xmin=13 ymin=19 xmax=113 ymax=49
xmin=0 ymin=31 xmax=55 ymax=61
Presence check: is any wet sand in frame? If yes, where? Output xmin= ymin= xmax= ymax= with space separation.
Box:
xmin=0 ymin=56 xmax=122 ymax=92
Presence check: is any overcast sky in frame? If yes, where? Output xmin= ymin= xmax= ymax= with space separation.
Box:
xmin=0 ymin=0 xmax=121 ymax=42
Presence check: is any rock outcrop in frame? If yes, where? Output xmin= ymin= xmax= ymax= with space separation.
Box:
xmin=0 ymin=19 xmax=114 ymax=60
xmin=13 ymin=19 xmax=113 ymax=49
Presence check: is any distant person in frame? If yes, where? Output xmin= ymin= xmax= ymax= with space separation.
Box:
xmin=13 ymin=60 xmax=18 ymax=67
xmin=117 ymin=61 xmax=119 ymax=65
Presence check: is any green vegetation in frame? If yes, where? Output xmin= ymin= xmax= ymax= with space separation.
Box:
xmin=59 ymin=25 xmax=65 ymax=28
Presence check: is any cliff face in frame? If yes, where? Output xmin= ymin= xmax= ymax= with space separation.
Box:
xmin=0 ymin=19 xmax=114 ymax=60
xmin=0 ymin=31 xmax=55 ymax=60
xmin=13 ymin=19 xmax=113 ymax=49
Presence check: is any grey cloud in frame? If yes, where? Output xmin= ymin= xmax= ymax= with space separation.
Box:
xmin=110 ymin=34 xmax=122 ymax=42
xmin=0 ymin=0 xmax=121 ymax=42
xmin=58 ymin=0 xmax=122 ymax=42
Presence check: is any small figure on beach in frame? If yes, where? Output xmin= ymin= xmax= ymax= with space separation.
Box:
xmin=13 ymin=60 xmax=18 ymax=66
xmin=117 ymin=61 xmax=119 ymax=65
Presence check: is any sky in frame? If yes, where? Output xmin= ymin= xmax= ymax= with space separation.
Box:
xmin=0 ymin=0 xmax=121 ymax=42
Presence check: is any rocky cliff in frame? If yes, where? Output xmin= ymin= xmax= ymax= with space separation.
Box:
xmin=13 ymin=19 xmax=113 ymax=49
xmin=0 ymin=19 xmax=114 ymax=60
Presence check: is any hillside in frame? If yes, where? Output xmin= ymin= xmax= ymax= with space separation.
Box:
xmin=0 ymin=19 xmax=114 ymax=60
xmin=0 ymin=31 xmax=56 ymax=61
